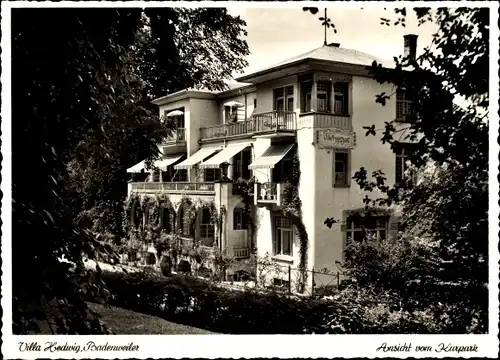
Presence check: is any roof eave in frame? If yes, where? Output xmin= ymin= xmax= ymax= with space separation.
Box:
xmin=235 ymin=59 xmax=309 ymax=83
xmin=152 ymin=90 xmax=217 ymax=106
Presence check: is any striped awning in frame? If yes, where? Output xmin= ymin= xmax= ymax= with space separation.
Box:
xmin=126 ymin=160 xmax=146 ymax=173
xmin=248 ymin=144 xmax=295 ymax=170
xmin=199 ymin=142 xmax=251 ymax=169
xmin=152 ymin=153 xmax=185 ymax=171
xmin=174 ymin=146 xmax=222 ymax=170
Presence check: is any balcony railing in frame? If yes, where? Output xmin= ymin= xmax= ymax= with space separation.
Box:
xmin=163 ymin=128 xmax=186 ymax=144
xmin=233 ymin=247 xmax=249 ymax=259
xmin=130 ymin=182 xmax=215 ymax=193
xmin=254 ymin=182 xmax=283 ymax=206
xmin=200 ymin=111 xmax=296 ymax=141
xmin=298 ymin=113 xmax=352 ymax=131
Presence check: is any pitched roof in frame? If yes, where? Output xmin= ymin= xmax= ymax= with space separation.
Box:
xmin=237 ymin=44 xmax=394 ymax=81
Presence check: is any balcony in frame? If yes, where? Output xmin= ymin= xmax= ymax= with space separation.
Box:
xmin=200 ymin=111 xmax=296 ymax=142
xmin=233 ymin=246 xmax=250 ymax=259
xmin=254 ymin=182 xmax=284 ymax=207
xmin=297 ymin=112 xmax=352 ymax=131
xmin=130 ymin=182 xmax=215 ymax=194
xmin=160 ymin=128 xmax=186 ymax=153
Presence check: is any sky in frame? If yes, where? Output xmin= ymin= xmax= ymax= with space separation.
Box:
xmin=226 ymin=7 xmax=439 ymax=79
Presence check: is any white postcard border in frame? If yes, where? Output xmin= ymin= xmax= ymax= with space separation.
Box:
xmin=1 ymin=1 xmax=499 ymax=359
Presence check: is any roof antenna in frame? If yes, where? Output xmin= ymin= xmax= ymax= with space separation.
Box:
xmin=323 ymin=8 xmax=327 ymax=46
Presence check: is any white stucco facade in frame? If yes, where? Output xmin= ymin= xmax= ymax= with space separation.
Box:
xmin=129 ymin=41 xmax=416 ymax=289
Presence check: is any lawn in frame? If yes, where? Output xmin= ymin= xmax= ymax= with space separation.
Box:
xmin=88 ymin=302 xmax=214 ymax=334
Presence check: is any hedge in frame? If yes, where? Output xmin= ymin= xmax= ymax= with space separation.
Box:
xmin=88 ymin=270 xmax=371 ymax=334
xmin=88 ymin=270 xmax=441 ymax=334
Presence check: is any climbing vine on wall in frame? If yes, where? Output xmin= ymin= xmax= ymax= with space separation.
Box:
xmin=122 ymin=192 xmax=143 ymax=235
xmin=280 ymin=152 xmax=309 ymax=292
xmin=233 ymin=177 xmax=257 ymax=253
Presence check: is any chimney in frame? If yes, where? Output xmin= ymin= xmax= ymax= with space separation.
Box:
xmin=403 ymin=34 xmax=418 ymax=62
xmin=327 ymin=42 xmax=340 ymax=48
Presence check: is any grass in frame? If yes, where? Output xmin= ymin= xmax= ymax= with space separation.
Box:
xmin=88 ymin=302 xmax=214 ymax=334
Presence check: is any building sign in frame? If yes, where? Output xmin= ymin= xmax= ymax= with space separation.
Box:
xmin=315 ymin=129 xmax=356 ymax=149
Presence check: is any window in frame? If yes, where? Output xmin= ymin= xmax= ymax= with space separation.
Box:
xmin=317 ymin=81 xmax=331 ymax=113
xmin=132 ymin=203 xmax=141 ymax=229
xmin=199 ymin=208 xmax=214 ymax=245
xmin=300 ymin=79 xmax=349 ymax=114
xmin=333 ymin=152 xmax=349 ymax=187
xmin=396 ymin=88 xmax=413 ymax=121
xmin=225 ymin=106 xmax=238 ymax=123
xmin=301 ymin=81 xmax=313 ymax=112
xmin=272 ymin=157 xmax=293 ymax=183
xmin=179 ymin=206 xmax=193 ymax=238
xmin=345 ymin=216 xmax=388 ymax=242
xmin=161 ymin=207 xmax=174 ymax=233
xmin=233 ymin=148 xmax=252 ymax=180
xmin=395 ymin=143 xmax=416 ymax=186
xmin=164 ymin=109 xmax=185 ymax=128
xmin=274 ymin=214 xmax=293 ymax=256
xmin=333 ymin=83 xmax=348 ymax=115
xmin=173 ymin=169 xmax=188 ymax=182
xmin=233 ymin=208 xmax=248 ymax=230
xmin=204 ymin=168 xmax=222 ymax=182
xmin=273 ymin=86 xmax=294 ymax=112
xmin=254 ymin=98 xmax=257 ymax=109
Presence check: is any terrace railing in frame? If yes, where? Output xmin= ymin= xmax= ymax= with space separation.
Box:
xmin=200 ymin=111 xmax=296 ymax=141
xmin=130 ymin=182 xmax=215 ymax=193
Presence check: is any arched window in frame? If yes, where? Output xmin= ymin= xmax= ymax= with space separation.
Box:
xmin=132 ymin=202 xmax=141 ymax=229
xmin=179 ymin=205 xmax=192 ymax=238
xmin=161 ymin=206 xmax=173 ymax=233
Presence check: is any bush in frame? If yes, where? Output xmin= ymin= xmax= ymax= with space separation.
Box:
xmin=90 ymin=270 xmax=367 ymax=334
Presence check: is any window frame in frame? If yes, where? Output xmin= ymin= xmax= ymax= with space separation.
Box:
xmin=233 ymin=207 xmax=248 ymax=230
xmin=161 ymin=206 xmax=174 ymax=234
xmin=179 ymin=205 xmax=193 ymax=238
xmin=199 ymin=208 xmax=215 ymax=241
xmin=204 ymin=168 xmax=222 ymax=182
xmin=395 ymin=88 xmax=414 ymax=122
xmin=333 ymin=150 xmax=350 ymax=187
xmin=345 ymin=215 xmax=389 ymax=243
xmin=273 ymin=214 xmax=293 ymax=256
xmin=273 ymin=85 xmax=294 ymax=112
xmin=333 ymin=83 xmax=349 ymax=115
xmin=394 ymin=143 xmax=416 ymax=186
xmin=299 ymin=79 xmax=349 ymax=115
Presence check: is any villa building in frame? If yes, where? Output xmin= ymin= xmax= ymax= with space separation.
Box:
xmin=126 ymin=35 xmax=418 ymax=288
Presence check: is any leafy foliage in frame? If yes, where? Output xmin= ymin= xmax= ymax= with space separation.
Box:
xmin=306 ymin=7 xmax=489 ymax=333
xmin=356 ymin=7 xmax=489 ymax=333
xmin=90 ymin=269 xmax=444 ymax=334
xmin=12 ymin=8 xmax=249 ymax=333
xmin=280 ymin=153 xmax=309 ymax=291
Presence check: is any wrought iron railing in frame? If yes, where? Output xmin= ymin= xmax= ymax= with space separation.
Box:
xmin=233 ymin=247 xmax=249 ymax=259
xmin=200 ymin=111 xmax=296 ymax=140
xmin=256 ymin=182 xmax=278 ymax=201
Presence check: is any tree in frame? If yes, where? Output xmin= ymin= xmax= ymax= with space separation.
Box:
xmin=12 ymin=7 xmax=248 ymax=333
xmin=308 ymin=7 xmax=489 ymax=332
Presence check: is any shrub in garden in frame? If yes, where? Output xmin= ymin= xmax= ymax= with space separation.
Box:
xmin=91 ymin=270 xmax=368 ymax=334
